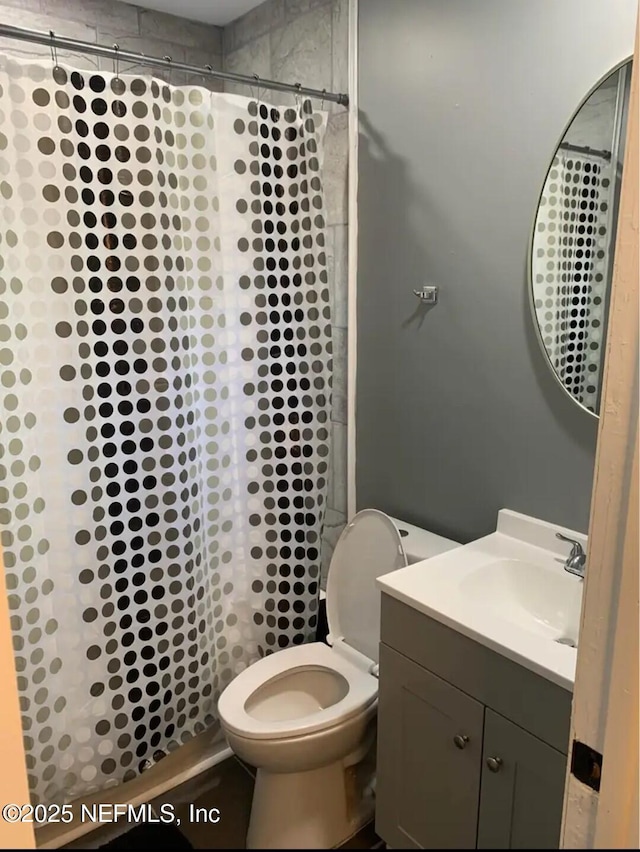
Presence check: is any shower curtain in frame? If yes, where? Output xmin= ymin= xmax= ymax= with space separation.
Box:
xmin=532 ymin=150 xmax=613 ymax=412
xmin=0 ymin=56 xmax=332 ymax=805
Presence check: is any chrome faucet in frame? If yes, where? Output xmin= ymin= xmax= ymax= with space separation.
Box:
xmin=556 ymin=533 xmax=586 ymax=578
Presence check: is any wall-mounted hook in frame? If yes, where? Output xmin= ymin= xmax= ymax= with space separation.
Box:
xmin=413 ymin=285 xmax=438 ymax=305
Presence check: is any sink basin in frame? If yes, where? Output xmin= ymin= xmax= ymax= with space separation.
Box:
xmin=377 ymin=509 xmax=586 ymax=691
xmin=459 ymin=558 xmax=582 ymax=646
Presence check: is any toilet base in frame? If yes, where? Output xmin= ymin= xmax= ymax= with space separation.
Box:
xmin=247 ymin=762 xmax=351 ymax=849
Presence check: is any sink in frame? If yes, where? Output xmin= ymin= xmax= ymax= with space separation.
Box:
xmin=459 ymin=558 xmax=582 ymax=646
xmin=377 ymin=509 xmax=586 ymax=691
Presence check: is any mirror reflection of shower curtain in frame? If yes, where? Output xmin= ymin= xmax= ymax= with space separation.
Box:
xmin=0 ymin=56 xmax=331 ymax=805
xmin=534 ymin=151 xmax=614 ymax=412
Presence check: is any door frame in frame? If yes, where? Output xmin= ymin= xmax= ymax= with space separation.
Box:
xmin=561 ymin=5 xmax=639 ymax=848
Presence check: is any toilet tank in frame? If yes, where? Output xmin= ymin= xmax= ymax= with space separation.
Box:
xmin=388 ymin=516 xmax=460 ymax=564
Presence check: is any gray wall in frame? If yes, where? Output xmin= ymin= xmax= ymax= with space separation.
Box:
xmin=0 ymin=0 xmax=222 ymax=85
xmin=223 ymin=0 xmax=350 ymax=585
xmin=357 ymin=0 xmax=636 ymax=542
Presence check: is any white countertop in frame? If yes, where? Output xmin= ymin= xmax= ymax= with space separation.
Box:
xmin=377 ymin=509 xmax=585 ymax=691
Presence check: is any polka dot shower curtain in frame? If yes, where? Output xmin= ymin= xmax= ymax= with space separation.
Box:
xmin=0 ymin=56 xmax=331 ymax=805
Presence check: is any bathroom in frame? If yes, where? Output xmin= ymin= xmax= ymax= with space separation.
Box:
xmin=0 ymin=0 xmax=637 ymax=849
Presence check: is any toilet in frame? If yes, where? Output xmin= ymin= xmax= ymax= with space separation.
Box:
xmin=217 ymin=509 xmax=460 ymax=849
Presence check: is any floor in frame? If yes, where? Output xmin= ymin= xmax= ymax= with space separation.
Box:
xmin=65 ymin=756 xmax=382 ymax=849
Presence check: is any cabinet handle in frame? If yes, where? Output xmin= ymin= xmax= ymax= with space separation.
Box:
xmin=486 ymin=756 xmax=503 ymax=773
xmin=453 ymin=734 xmax=470 ymax=749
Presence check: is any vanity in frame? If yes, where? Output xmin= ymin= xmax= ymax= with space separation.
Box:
xmin=375 ymin=510 xmax=585 ymax=850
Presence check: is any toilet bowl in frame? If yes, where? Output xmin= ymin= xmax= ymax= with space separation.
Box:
xmin=217 ymin=509 xmax=460 ymax=849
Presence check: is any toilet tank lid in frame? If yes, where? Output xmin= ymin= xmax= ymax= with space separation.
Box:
xmin=326 ymin=509 xmax=407 ymax=665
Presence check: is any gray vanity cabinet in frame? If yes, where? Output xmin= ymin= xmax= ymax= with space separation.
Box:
xmin=377 ymin=595 xmax=572 ymax=850
xmin=477 ymin=710 xmax=565 ymax=849
xmin=376 ymin=644 xmax=484 ymax=849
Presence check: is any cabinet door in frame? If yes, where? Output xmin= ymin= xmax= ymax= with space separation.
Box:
xmin=477 ymin=709 xmax=566 ymax=849
xmin=376 ymin=644 xmax=484 ymax=849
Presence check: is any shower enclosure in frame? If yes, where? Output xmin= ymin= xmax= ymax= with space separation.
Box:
xmin=0 ymin=40 xmax=339 ymax=806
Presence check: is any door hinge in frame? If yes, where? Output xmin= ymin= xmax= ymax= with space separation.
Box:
xmin=570 ymin=739 xmax=603 ymax=792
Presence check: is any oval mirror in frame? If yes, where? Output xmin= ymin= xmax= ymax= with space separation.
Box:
xmin=530 ymin=60 xmax=632 ymax=417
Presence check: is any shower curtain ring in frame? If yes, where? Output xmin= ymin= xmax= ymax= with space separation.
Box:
xmin=49 ymin=30 xmax=59 ymax=70
xmin=251 ymin=72 xmax=260 ymax=105
xmin=295 ymin=81 xmax=302 ymax=114
xmin=163 ymin=54 xmax=173 ymax=85
xmin=112 ymin=43 xmax=120 ymax=80
xmin=321 ymin=88 xmax=326 ymax=110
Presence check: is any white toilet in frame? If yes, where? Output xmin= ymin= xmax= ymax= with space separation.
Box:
xmin=217 ymin=509 xmax=459 ymax=849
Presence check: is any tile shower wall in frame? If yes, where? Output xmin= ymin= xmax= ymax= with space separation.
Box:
xmin=223 ymin=0 xmax=350 ymax=587
xmin=0 ymin=0 xmax=223 ymax=87
xmin=564 ymin=78 xmax=618 ymax=149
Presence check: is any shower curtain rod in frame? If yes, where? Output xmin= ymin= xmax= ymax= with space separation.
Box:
xmin=0 ymin=22 xmax=349 ymax=106
xmin=558 ymin=141 xmax=612 ymax=161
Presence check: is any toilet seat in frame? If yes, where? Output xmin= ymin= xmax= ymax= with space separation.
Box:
xmin=218 ymin=643 xmax=377 ymax=740
xmin=218 ymin=510 xmax=406 ymax=746
xmin=326 ymin=509 xmax=407 ymax=664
